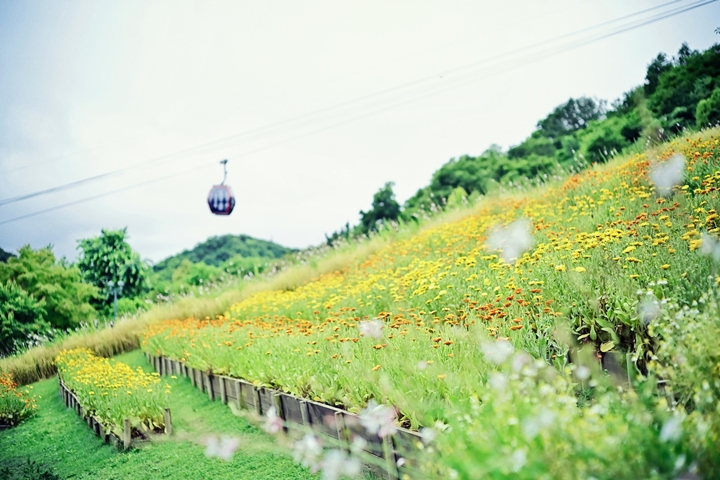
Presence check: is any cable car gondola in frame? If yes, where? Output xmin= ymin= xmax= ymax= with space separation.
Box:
xmin=207 ymin=159 xmax=236 ymax=215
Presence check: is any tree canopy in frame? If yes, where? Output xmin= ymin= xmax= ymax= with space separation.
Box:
xmin=359 ymin=182 xmax=402 ymax=234
xmin=326 ymin=42 xmax=720 ymax=245
xmin=0 ymin=280 xmax=48 ymax=355
xmin=0 ymin=246 xmax=97 ymax=330
xmin=76 ymin=228 xmax=149 ymax=308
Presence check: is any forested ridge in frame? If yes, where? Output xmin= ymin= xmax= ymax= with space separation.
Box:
xmin=327 ymin=42 xmax=720 ymax=243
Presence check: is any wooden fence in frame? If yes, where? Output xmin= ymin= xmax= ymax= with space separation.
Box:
xmin=146 ymin=353 xmax=425 ymax=479
xmin=58 ymin=376 xmax=172 ymax=450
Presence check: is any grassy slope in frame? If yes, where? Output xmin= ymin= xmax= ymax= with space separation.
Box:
xmin=0 ymin=350 xmax=319 ymax=480
xmin=0 ymin=235 xmax=392 ymax=386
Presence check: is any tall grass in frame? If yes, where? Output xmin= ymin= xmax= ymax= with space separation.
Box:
xmin=0 ymin=234 xmax=393 ymax=385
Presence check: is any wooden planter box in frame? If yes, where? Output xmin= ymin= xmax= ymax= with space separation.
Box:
xmin=147 ymin=354 xmax=422 ymax=479
xmin=58 ymin=376 xmax=172 ymax=451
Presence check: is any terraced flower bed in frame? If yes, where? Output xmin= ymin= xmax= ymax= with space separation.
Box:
xmin=0 ymin=373 xmax=36 ymax=429
xmin=142 ymin=132 xmax=720 ymax=477
xmin=55 ymin=348 xmax=172 ymax=449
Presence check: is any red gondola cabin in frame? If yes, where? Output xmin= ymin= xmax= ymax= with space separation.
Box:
xmin=208 ymin=159 xmax=235 ymax=215
xmin=207 ymin=184 xmax=235 ymax=215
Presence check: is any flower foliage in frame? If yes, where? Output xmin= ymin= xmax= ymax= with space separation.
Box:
xmin=142 ymin=132 xmax=720 ymax=477
xmin=0 ymin=373 xmax=36 ymax=426
xmin=55 ymin=348 xmax=169 ymax=435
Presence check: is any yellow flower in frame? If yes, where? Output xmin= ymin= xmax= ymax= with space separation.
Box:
xmin=555 ymin=265 xmax=566 ymax=272
xmin=573 ymin=266 xmax=586 ymax=273
xmin=372 ymin=365 xmax=381 ymax=371
xmin=661 ymin=264 xmax=670 ymax=270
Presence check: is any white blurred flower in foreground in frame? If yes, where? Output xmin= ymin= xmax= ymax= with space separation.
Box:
xmin=511 ymin=448 xmax=528 ymax=472
xmin=359 ymin=400 xmax=397 ymax=438
xmin=203 ymin=435 xmax=241 ymax=461
xmin=649 ymin=154 xmax=685 ymax=197
xmin=522 ymin=408 xmax=556 ymax=440
xmin=488 ymin=372 xmax=509 ymax=392
xmin=511 ymin=351 xmax=532 ymax=373
xmin=358 ymin=319 xmax=383 ymax=339
xmin=700 ymin=232 xmax=720 ymax=261
xmin=486 ymin=218 xmax=534 ymax=264
xmin=660 ymin=415 xmax=683 ymax=442
xmin=350 ymin=435 xmax=367 ymax=454
xmin=293 ymin=433 xmax=323 ymax=471
xmin=420 ymin=427 xmax=437 ymax=444
xmin=639 ymin=294 xmax=661 ymax=326
xmin=263 ymin=406 xmax=283 ymax=434
xmin=320 ymin=449 xmax=361 ymax=480
xmin=574 ymin=365 xmax=591 ymax=381
xmin=481 ymin=340 xmax=514 ymax=364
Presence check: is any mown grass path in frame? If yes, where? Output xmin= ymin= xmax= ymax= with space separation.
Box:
xmin=0 ymin=350 xmax=319 ymax=479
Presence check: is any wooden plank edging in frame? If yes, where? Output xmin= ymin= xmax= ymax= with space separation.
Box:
xmin=57 ymin=375 xmax=172 ymax=451
xmin=147 ymin=355 xmax=422 ymax=479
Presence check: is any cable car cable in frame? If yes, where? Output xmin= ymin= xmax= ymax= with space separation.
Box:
xmin=0 ymin=0 xmax=712 ymax=228
xmin=0 ymin=0 xmax=689 ymax=178
xmin=0 ymin=0 xmax=710 ymax=207
xmin=0 ymin=0 xmax=712 ymax=226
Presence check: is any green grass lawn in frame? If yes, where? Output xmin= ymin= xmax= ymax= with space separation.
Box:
xmin=0 ymin=350 xmax=320 ymax=480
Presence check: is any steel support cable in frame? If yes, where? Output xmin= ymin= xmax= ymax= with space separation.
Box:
xmin=0 ymin=0 xmax=714 ymax=227
xmin=0 ymin=0 xmax=690 ymax=179
xmin=0 ymin=0 xmax=708 ymax=207
xmin=1 ymin=0 xmax=714 ymax=228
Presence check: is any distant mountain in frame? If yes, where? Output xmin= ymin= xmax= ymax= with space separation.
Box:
xmin=0 ymin=247 xmax=15 ymax=263
xmin=154 ymin=234 xmax=295 ymax=272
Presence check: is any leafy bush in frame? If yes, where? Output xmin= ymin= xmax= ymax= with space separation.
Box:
xmin=0 ymin=281 xmax=48 ymax=356
xmin=76 ymin=228 xmax=149 ymax=311
xmin=0 ymin=246 xmax=97 ymax=331
xmin=648 ymin=287 xmax=720 ymax=477
xmin=696 ymin=87 xmax=720 ymax=128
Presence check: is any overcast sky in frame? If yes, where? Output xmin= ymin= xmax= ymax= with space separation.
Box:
xmin=0 ymin=0 xmax=718 ymax=263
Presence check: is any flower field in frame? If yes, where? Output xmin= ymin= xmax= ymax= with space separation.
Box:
xmin=0 ymin=373 xmax=36 ymax=427
xmin=55 ymin=348 xmax=170 ymax=436
xmin=143 ymin=132 xmax=720 ymax=478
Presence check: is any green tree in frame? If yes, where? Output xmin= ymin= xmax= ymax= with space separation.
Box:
xmin=575 ymin=116 xmax=630 ymax=163
xmin=0 ymin=247 xmax=14 ymax=263
xmin=359 ymin=182 xmax=402 ymax=234
xmin=644 ymin=52 xmax=673 ymax=95
xmin=0 ymin=246 xmax=97 ymax=330
xmin=536 ymin=97 xmax=606 ymax=140
xmin=648 ymin=44 xmax=720 ymax=129
xmin=76 ymin=228 xmax=149 ymax=308
xmin=0 ymin=280 xmax=48 ymax=355
xmin=696 ymin=87 xmax=720 ymax=128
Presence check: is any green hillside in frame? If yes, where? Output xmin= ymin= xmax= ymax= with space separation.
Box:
xmin=148 ymin=234 xmax=296 ymax=293
xmin=154 ymin=234 xmax=294 ymax=272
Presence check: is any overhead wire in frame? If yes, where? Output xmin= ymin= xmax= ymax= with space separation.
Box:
xmin=0 ymin=0 xmax=706 ymax=208
xmin=0 ymin=0 xmax=685 ymax=179
xmin=0 ymin=0 xmax=715 ymax=226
